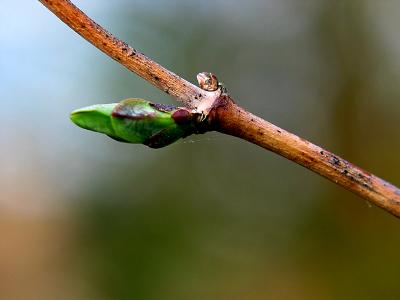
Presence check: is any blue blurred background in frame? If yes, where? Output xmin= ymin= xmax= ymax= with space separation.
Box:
xmin=1 ymin=1 xmax=400 ymax=299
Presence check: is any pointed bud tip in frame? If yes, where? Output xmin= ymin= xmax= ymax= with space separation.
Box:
xmin=70 ymin=103 xmax=117 ymax=136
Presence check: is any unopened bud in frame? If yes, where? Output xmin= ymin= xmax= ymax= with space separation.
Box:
xmin=71 ymin=98 xmax=202 ymax=148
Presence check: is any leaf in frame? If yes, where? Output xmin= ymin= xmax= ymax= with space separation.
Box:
xmin=70 ymin=98 xmax=198 ymax=148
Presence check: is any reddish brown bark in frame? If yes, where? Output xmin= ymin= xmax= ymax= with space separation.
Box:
xmin=39 ymin=0 xmax=400 ymax=218
xmin=39 ymin=0 xmax=219 ymax=109
xmin=209 ymin=96 xmax=400 ymax=217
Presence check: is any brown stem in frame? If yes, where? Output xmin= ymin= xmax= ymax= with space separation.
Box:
xmin=39 ymin=0 xmax=400 ymax=218
xmin=209 ymin=96 xmax=400 ymax=217
xmin=38 ymin=0 xmax=219 ymax=109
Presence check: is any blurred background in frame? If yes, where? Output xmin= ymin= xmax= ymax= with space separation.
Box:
xmin=1 ymin=0 xmax=400 ymax=299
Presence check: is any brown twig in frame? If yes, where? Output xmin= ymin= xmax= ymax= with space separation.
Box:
xmin=208 ymin=96 xmax=400 ymax=217
xmin=39 ymin=0 xmax=400 ymax=218
xmin=38 ymin=0 xmax=220 ymax=109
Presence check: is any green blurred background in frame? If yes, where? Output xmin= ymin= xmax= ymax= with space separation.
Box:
xmin=1 ymin=1 xmax=400 ymax=299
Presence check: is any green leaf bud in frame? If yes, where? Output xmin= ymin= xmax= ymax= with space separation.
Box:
xmin=71 ymin=98 xmax=203 ymax=148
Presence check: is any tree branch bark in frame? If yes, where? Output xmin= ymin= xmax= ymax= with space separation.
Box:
xmin=39 ymin=0 xmax=400 ymax=218
xmin=209 ymin=96 xmax=400 ymax=217
xmin=38 ymin=0 xmax=219 ymax=109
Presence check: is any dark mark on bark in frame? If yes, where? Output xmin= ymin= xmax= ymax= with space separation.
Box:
xmin=331 ymin=156 xmax=341 ymax=166
xmin=120 ymin=41 xmax=129 ymax=50
xmin=277 ymin=130 xmax=281 ymax=134
xmin=320 ymin=151 xmax=324 ymax=155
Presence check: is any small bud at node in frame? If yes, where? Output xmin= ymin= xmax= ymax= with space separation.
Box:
xmin=196 ymin=72 xmax=219 ymax=91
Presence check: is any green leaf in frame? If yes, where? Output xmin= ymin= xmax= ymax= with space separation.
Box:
xmin=70 ymin=98 xmax=199 ymax=148
xmin=71 ymin=103 xmax=118 ymax=138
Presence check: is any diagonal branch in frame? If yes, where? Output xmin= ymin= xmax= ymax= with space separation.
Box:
xmin=208 ymin=96 xmax=400 ymax=217
xmin=38 ymin=0 xmax=220 ymax=109
xmin=39 ymin=0 xmax=400 ymax=218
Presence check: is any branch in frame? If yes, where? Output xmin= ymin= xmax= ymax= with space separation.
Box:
xmin=39 ymin=0 xmax=400 ymax=218
xmin=209 ymin=96 xmax=400 ymax=217
xmin=38 ymin=0 xmax=219 ymax=109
